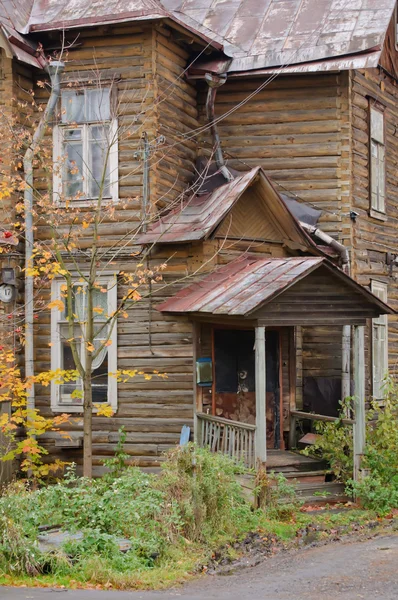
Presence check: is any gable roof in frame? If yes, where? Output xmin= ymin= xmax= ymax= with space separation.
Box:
xmin=157 ymin=255 xmax=395 ymax=318
xmin=0 ymin=1 xmax=396 ymax=74
xmin=137 ymin=167 xmax=311 ymax=249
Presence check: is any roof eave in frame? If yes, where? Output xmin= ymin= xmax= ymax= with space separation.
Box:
xmin=28 ymin=13 xmax=223 ymax=52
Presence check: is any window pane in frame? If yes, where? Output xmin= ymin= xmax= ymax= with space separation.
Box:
xmin=63 ymin=286 xmax=108 ymax=322
xmin=93 ymin=288 xmax=108 ymax=321
xmin=88 ymin=125 xmax=110 ymax=197
xmin=92 ymin=352 xmax=108 ymax=403
xmin=62 ymin=130 xmax=84 ymax=198
xmin=371 ymin=107 xmax=384 ymax=144
xmin=59 ymin=331 xmax=83 ymax=404
xmin=61 ymin=91 xmax=85 ymax=123
xmin=378 ymin=144 xmax=386 ymax=213
xmin=62 ymin=339 xmax=76 ymax=370
xmin=86 ymin=88 xmax=111 ymax=122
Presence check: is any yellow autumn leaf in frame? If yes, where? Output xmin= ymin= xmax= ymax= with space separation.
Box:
xmin=94 ymin=403 xmax=114 ymax=417
xmin=93 ymin=307 xmax=104 ymax=315
xmin=82 ymin=221 xmax=89 ymax=229
xmin=0 ymin=413 xmax=9 ymax=428
xmin=48 ymin=299 xmax=65 ymax=311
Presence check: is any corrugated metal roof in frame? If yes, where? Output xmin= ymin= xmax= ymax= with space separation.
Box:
xmin=0 ymin=1 xmax=395 ymax=74
xmin=137 ymin=166 xmax=312 ymax=248
xmin=0 ymin=0 xmax=34 ymax=33
xmin=157 ymin=255 xmax=395 ymax=317
xmin=177 ymin=0 xmax=396 ymax=74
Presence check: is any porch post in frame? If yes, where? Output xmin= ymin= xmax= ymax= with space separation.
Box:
xmin=341 ymin=325 xmax=351 ymax=411
xmin=353 ymin=325 xmax=366 ymax=482
xmin=255 ymin=326 xmax=267 ymax=465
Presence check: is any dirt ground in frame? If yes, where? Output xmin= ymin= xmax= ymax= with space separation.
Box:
xmin=1 ymin=533 xmax=397 ymax=600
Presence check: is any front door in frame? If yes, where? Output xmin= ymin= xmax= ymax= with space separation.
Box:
xmin=213 ymin=328 xmax=281 ymax=449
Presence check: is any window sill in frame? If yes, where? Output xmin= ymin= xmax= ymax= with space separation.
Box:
xmin=51 ymin=404 xmax=117 ymax=414
xmin=369 ymin=208 xmax=387 ymax=221
xmin=56 ymin=196 xmax=118 ymax=209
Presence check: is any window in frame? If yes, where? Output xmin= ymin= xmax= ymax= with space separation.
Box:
xmin=371 ymin=280 xmax=388 ymax=400
xmin=369 ymin=106 xmax=386 ymax=216
xmin=53 ymin=88 xmax=118 ymax=203
xmin=50 ymin=277 xmax=117 ymax=412
xmin=395 ymin=3 xmax=398 ymax=49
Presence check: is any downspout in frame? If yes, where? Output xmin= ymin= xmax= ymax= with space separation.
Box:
xmin=205 ymin=72 xmax=234 ymax=182
xmin=23 ymin=60 xmax=64 ymax=413
xmin=299 ymin=221 xmax=350 ymax=272
xmin=299 ymin=221 xmax=351 ymax=408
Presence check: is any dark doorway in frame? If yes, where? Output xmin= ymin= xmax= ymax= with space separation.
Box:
xmin=213 ymin=328 xmax=281 ymax=449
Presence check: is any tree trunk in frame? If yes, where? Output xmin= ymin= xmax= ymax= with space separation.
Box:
xmin=83 ymin=373 xmax=93 ymax=478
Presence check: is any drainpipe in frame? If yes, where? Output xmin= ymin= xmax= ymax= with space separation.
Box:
xmin=299 ymin=221 xmax=350 ymax=272
xmin=299 ymin=221 xmax=351 ymax=409
xmin=23 ymin=60 xmax=64 ymax=414
xmin=205 ymin=72 xmax=234 ymax=182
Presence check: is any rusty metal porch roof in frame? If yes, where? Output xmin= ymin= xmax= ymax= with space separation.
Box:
xmin=0 ymin=1 xmax=396 ymax=74
xmin=157 ymin=255 xmax=395 ymax=317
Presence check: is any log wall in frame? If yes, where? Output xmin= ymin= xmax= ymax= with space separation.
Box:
xmin=198 ymin=73 xmax=352 ymax=242
xmin=350 ymin=66 xmax=398 ymax=393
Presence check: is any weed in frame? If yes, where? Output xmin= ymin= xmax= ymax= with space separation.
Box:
xmin=255 ymin=468 xmax=303 ymax=521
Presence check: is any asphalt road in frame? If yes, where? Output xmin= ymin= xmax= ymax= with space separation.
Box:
xmin=1 ymin=533 xmax=397 ymax=600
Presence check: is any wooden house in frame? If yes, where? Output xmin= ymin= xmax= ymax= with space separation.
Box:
xmin=0 ymin=1 xmax=398 ymax=476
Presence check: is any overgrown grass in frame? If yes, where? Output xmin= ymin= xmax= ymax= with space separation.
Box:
xmin=1 ymin=444 xmax=394 ymax=590
xmin=0 ymin=446 xmax=262 ymax=587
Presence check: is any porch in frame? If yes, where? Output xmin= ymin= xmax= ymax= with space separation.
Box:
xmin=158 ymin=255 xmax=394 ymax=481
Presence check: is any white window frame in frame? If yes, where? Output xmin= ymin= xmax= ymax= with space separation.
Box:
xmin=371 ymin=280 xmax=388 ymax=400
xmin=369 ymin=105 xmax=386 ymax=218
xmin=395 ymin=3 xmax=398 ymax=50
xmin=50 ymin=276 xmax=118 ymax=413
xmin=53 ymin=88 xmax=118 ymax=206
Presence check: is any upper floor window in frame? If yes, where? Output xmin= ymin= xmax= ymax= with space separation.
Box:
xmin=371 ymin=280 xmax=388 ymax=400
xmin=369 ymin=106 xmax=386 ymax=216
xmin=53 ymin=88 xmax=118 ymax=204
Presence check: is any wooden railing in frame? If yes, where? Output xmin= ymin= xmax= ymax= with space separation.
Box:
xmin=289 ymin=409 xmax=355 ymax=449
xmin=196 ymin=413 xmax=256 ymax=469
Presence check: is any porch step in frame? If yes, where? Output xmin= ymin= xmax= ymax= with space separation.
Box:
xmin=281 ymin=469 xmax=330 ymax=484
xmin=295 ymin=481 xmax=349 ymax=505
xmin=266 ymin=450 xmax=328 ymax=473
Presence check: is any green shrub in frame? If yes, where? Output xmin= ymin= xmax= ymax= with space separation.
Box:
xmin=302 ymin=379 xmax=398 ymax=515
xmin=301 ymin=399 xmax=353 ymax=482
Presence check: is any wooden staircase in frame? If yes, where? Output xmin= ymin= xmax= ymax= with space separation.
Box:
xmin=237 ymin=450 xmax=349 ymax=505
xmin=268 ymin=450 xmax=348 ymax=505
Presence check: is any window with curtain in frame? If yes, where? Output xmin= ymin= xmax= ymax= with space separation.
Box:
xmin=50 ymin=277 xmax=117 ymax=412
xmin=53 ymin=88 xmax=118 ymax=203
xmin=371 ymin=280 xmax=388 ymax=400
xmin=369 ymin=105 xmax=386 ymax=215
